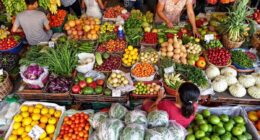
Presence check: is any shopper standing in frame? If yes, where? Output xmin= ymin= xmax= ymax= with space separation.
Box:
xmin=12 ymin=0 xmax=52 ymax=45
xmin=61 ymin=0 xmax=82 ymax=17
xmin=82 ymin=0 xmax=106 ymax=19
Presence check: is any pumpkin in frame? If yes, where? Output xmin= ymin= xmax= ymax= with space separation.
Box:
xmin=207 ymin=0 xmax=218 ymax=5
xmin=220 ymin=0 xmax=229 ymax=4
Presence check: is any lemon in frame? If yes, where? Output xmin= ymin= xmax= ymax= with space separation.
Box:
xmin=31 ymin=121 xmax=39 ymax=126
xmin=12 ymin=130 xmax=18 ymax=135
xmin=33 ymin=108 xmax=40 ymax=114
xmin=39 ymin=132 xmax=47 ymax=139
xmin=128 ymin=46 xmax=133 ymax=50
xmin=48 ymin=117 xmax=57 ymax=125
xmin=41 ymin=108 xmax=48 ymax=115
xmin=17 ymin=127 xmax=25 ymax=135
xmin=46 ymin=124 xmax=55 ymax=134
xmin=22 ymin=117 xmax=32 ymax=126
xmin=25 ymin=125 xmax=32 ymax=133
xmin=40 ymin=116 xmax=48 ymax=124
xmin=43 ymin=137 xmax=51 ymax=140
xmin=28 ymin=106 xmax=34 ymax=113
xmin=8 ymin=135 xmax=17 ymax=140
xmin=13 ymin=122 xmax=21 ymax=130
xmin=54 ymin=110 xmax=61 ymax=118
xmin=32 ymin=113 xmax=41 ymax=121
xmin=35 ymin=104 xmax=43 ymax=109
xmin=21 ymin=132 xmax=27 ymax=138
xmin=23 ymin=136 xmax=31 ymax=140
xmin=132 ymin=55 xmax=138 ymax=60
xmin=20 ymin=105 xmax=29 ymax=112
xmin=39 ymin=123 xmax=46 ymax=129
xmin=130 ymin=51 xmax=135 ymax=55
xmin=48 ymin=108 xmax=55 ymax=115
xmin=21 ymin=112 xmax=29 ymax=118
xmin=14 ymin=114 xmax=23 ymax=123
xmin=133 ymin=48 xmax=138 ymax=52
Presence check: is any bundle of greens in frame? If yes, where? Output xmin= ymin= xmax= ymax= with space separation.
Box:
xmin=124 ymin=15 xmax=143 ymax=46
xmin=231 ymin=50 xmax=253 ymax=68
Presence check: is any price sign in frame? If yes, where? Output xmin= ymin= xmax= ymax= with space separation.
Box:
xmin=112 ymin=90 xmax=121 ymax=97
xmin=164 ymin=66 xmax=174 ymax=74
xmin=28 ymin=125 xmax=45 ymax=140
xmin=48 ymin=41 xmax=55 ymax=48
xmin=204 ymin=34 xmax=214 ymax=43
xmin=0 ymin=69 xmax=3 ymax=76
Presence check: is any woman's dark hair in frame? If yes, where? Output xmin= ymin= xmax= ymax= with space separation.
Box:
xmin=25 ymin=0 xmax=37 ymax=5
xmin=178 ymin=82 xmax=200 ymax=118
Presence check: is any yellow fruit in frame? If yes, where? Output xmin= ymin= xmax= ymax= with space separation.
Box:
xmin=48 ymin=117 xmax=57 ymax=125
xmin=8 ymin=135 xmax=17 ymax=140
xmin=21 ymin=132 xmax=27 ymax=138
xmin=54 ymin=110 xmax=61 ymax=118
xmin=25 ymin=125 xmax=32 ymax=133
xmin=40 ymin=116 xmax=48 ymax=124
xmin=39 ymin=123 xmax=46 ymax=129
xmin=28 ymin=106 xmax=34 ymax=113
xmin=133 ymin=48 xmax=138 ymax=52
xmin=48 ymin=134 xmax=54 ymax=138
xmin=39 ymin=132 xmax=47 ymax=139
xmin=130 ymin=51 xmax=135 ymax=55
xmin=32 ymin=113 xmax=41 ymax=121
xmin=20 ymin=105 xmax=29 ymax=112
xmin=35 ymin=104 xmax=43 ymax=109
xmin=23 ymin=117 xmax=32 ymax=126
xmin=248 ymin=111 xmax=258 ymax=122
xmin=31 ymin=121 xmax=39 ymax=126
xmin=45 ymin=114 xmax=51 ymax=118
xmin=48 ymin=108 xmax=55 ymax=115
xmin=23 ymin=136 xmax=31 ymax=140
xmin=12 ymin=130 xmax=18 ymax=135
xmin=13 ymin=122 xmax=21 ymax=130
xmin=41 ymin=108 xmax=48 ymax=115
xmin=14 ymin=114 xmax=23 ymax=123
xmin=128 ymin=46 xmax=133 ymax=50
xmin=21 ymin=112 xmax=29 ymax=118
xmin=46 ymin=124 xmax=55 ymax=134
xmin=43 ymin=137 xmax=51 ymax=140
xmin=17 ymin=127 xmax=25 ymax=135
xmin=33 ymin=108 xmax=40 ymax=114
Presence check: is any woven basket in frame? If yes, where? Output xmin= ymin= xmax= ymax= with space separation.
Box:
xmin=0 ymin=71 xmax=13 ymax=100
xmin=222 ymin=35 xmax=244 ymax=49
xmin=251 ymin=32 xmax=260 ymax=50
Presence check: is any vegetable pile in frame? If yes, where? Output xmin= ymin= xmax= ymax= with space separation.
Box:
xmin=142 ymin=32 xmax=158 ymax=44
xmin=2 ymin=0 xmax=26 ymax=16
xmin=45 ymin=75 xmax=72 ymax=93
xmin=0 ymin=52 xmax=19 ymax=72
xmin=72 ymin=76 xmax=104 ymax=95
xmin=0 ymin=36 xmax=18 ymax=50
xmin=131 ymin=63 xmax=155 ymax=78
xmin=207 ymin=48 xmax=231 ymax=66
xmin=164 ymin=73 xmax=184 ymax=90
xmin=103 ymin=5 xmax=124 ymax=18
xmin=95 ymin=54 xmax=121 ymax=72
xmin=204 ymin=40 xmax=223 ymax=49
xmin=134 ymin=82 xmax=161 ymax=95
xmin=23 ymin=65 xmax=44 ymax=80
xmin=0 ymin=25 xmax=10 ymax=40
xmin=49 ymin=9 xmax=67 ymax=28
xmin=100 ymin=22 xmax=115 ymax=33
xmin=96 ymin=39 xmax=126 ymax=53
xmin=252 ymin=9 xmax=260 ymax=24
xmin=231 ymin=50 xmax=253 ymax=69
xmin=139 ymin=49 xmax=159 ymax=64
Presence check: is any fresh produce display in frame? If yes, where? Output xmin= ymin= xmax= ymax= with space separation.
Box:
xmin=247 ymin=110 xmax=260 ymax=132
xmin=187 ymin=109 xmax=252 ymax=140
xmin=252 ymin=9 xmax=260 ymax=24
xmin=134 ymin=82 xmax=161 ymax=95
xmin=100 ymin=22 xmax=115 ymax=33
xmin=22 ymin=65 xmax=44 ymax=80
xmin=7 ymin=103 xmax=62 ymax=140
xmin=122 ymin=45 xmax=139 ymax=67
xmin=142 ymin=32 xmax=158 ymax=44
xmin=204 ymin=40 xmax=223 ymax=49
xmin=139 ymin=49 xmax=159 ymax=64
xmin=164 ymin=73 xmax=184 ymax=90
xmin=206 ymin=48 xmax=231 ymax=66
xmin=185 ymin=42 xmax=202 ymax=55
xmin=231 ymin=50 xmax=254 ymax=69
xmin=39 ymin=0 xmax=61 ymax=14
xmin=2 ymin=0 xmax=26 ymax=16
xmin=77 ymin=41 xmax=96 ymax=53
xmin=49 ymin=9 xmax=67 ymax=28
xmin=103 ymin=5 xmax=125 ymax=18
xmin=98 ymin=32 xmax=117 ymax=43
xmin=131 ymin=63 xmax=155 ymax=78
xmin=0 ymin=52 xmax=19 ymax=72
xmin=96 ymin=39 xmax=126 ymax=53
xmin=107 ymin=72 xmax=129 ymax=88
xmin=95 ymin=54 xmax=121 ymax=72
xmin=0 ymin=25 xmax=10 ymax=40
xmin=45 ymin=75 xmax=72 ymax=93
xmin=0 ymin=36 xmax=19 ymax=51
xmin=56 ymin=112 xmax=91 ymax=140
xmin=72 ymin=76 xmax=104 ymax=95
xmin=158 ymin=57 xmax=174 ymax=76
xmin=160 ymin=36 xmax=187 ymax=64
xmin=64 ymin=17 xmax=101 ymax=40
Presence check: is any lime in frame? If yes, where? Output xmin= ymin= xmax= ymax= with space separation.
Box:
xmin=186 ymin=134 xmax=195 ymax=140
xmin=195 ymin=114 xmax=204 ymax=121
xmin=187 ymin=127 xmax=193 ymax=134
xmin=235 ymin=124 xmax=246 ymax=133
xmin=195 ymin=130 xmax=205 ymax=139
xmin=216 ymin=122 xmax=223 ymax=127
xmin=201 ymin=136 xmax=210 ymax=140
xmin=216 ymin=126 xmax=226 ymax=135
xmin=228 ymin=119 xmax=236 ymax=125
xmin=207 ymin=124 xmax=213 ymax=132
xmin=231 ymin=137 xmax=238 ymax=140
xmin=244 ymin=132 xmax=252 ymax=140
xmin=220 ymin=114 xmax=229 ymax=122
xmin=202 ymin=109 xmax=211 ymax=118
xmin=232 ymin=126 xmax=243 ymax=136
xmin=211 ymin=135 xmax=221 ymax=140
xmin=233 ymin=116 xmax=245 ymax=124
xmin=221 ymin=132 xmax=232 ymax=140
xmin=224 ymin=121 xmax=234 ymax=131
xmin=199 ymin=123 xmax=209 ymax=132
xmin=237 ymin=135 xmax=247 ymax=140
xmin=197 ymin=119 xmax=207 ymax=125
xmin=209 ymin=115 xmax=220 ymax=125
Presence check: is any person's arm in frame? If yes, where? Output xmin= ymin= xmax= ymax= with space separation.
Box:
xmin=186 ymin=2 xmax=200 ymax=37
xmin=12 ymin=16 xmax=23 ymax=33
xmin=156 ymin=1 xmax=173 ymax=28
xmin=147 ymin=90 xmax=165 ymax=113
xmin=81 ymin=0 xmax=86 ymax=11
xmin=42 ymin=14 xmax=51 ymax=31
xmin=96 ymin=0 xmax=105 ymax=10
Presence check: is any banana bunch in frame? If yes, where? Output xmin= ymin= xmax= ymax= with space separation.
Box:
xmin=164 ymin=73 xmax=184 ymax=90
xmin=0 ymin=26 xmax=10 ymax=40
xmin=2 ymin=0 xmax=26 ymax=16
xmin=48 ymin=0 xmax=61 ymax=14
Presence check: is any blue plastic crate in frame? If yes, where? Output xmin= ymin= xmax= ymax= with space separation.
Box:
xmin=0 ymin=40 xmax=24 ymax=54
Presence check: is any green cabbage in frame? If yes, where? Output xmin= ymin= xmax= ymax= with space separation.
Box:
xmin=97 ymin=119 xmax=124 ymax=140
xmin=109 ymin=103 xmax=128 ymax=119
xmin=125 ymin=110 xmax=147 ymax=125
xmin=147 ymin=110 xmax=169 ymax=128
xmin=120 ymin=124 xmax=145 ymax=140
xmin=89 ymin=112 xmax=108 ymax=129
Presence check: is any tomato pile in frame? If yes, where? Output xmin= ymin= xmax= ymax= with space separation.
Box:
xmin=97 ymin=39 xmax=126 ymax=53
xmin=56 ymin=112 xmax=90 ymax=140
xmin=103 ymin=6 xmax=124 ymax=18
xmin=131 ymin=63 xmax=155 ymax=77
xmin=252 ymin=10 xmax=260 ymax=24
xmin=207 ymin=48 xmax=231 ymax=66
xmin=0 ymin=36 xmax=18 ymax=50
xmin=49 ymin=10 xmax=67 ymax=27
xmin=143 ymin=32 xmax=158 ymax=44
xmin=95 ymin=55 xmax=121 ymax=71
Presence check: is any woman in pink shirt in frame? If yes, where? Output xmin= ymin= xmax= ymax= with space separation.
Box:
xmin=142 ymin=82 xmax=200 ymax=128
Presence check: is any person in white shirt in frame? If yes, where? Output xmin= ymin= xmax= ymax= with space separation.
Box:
xmin=81 ymin=0 xmax=106 ymax=19
xmin=61 ymin=0 xmax=82 ymax=17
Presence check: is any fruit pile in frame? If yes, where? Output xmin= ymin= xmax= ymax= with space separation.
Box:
xmin=56 ymin=112 xmax=90 ymax=140
xmin=247 ymin=110 xmax=260 ymax=133
xmin=0 ymin=36 xmax=18 ymax=50
xmin=97 ymin=39 xmax=126 ymax=53
xmin=252 ymin=10 xmax=260 ymax=24
xmin=103 ymin=5 xmax=124 ymax=18
xmin=49 ymin=10 xmax=67 ymax=28
xmin=122 ymin=46 xmax=139 ymax=67
xmin=186 ymin=43 xmax=202 ymax=55
xmin=204 ymin=40 xmax=223 ymax=49
xmin=134 ymin=82 xmax=161 ymax=95
xmin=71 ymin=76 xmax=104 ymax=95
xmin=64 ymin=17 xmax=101 ymax=40
xmin=142 ymin=32 xmax=158 ymax=44
xmin=186 ymin=109 xmax=253 ymax=140
xmin=131 ymin=63 xmax=155 ymax=77
xmin=0 ymin=25 xmax=10 ymax=40
xmin=100 ymin=22 xmax=115 ymax=33
xmin=95 ymin=55 xmax=121 ymax=72
xmin=139 ymin=50 xmax=159 ymax=64
xmin=8 ymin=104 xmax=62 ymax=140
xmin=107 ymin=71 xmax=129 ymax=88
xmin=207 ymin=48 xmax=231 ymax=66
xmin=0 ymin=52 xmax=19 ymax=72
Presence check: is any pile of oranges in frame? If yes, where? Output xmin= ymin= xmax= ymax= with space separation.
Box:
xmin=131 ymin=63 xmax=155 ymax=77
xmin=247 ymin=110 xmax=260 ymax=134
xmin=8 ymin=104 xmax=62 ymax=140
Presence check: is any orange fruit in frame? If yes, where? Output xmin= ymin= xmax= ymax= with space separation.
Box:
xmin=248 ymin=111 xmax=258 ymax=122
xmin=257 ymin=110 xmax=260 ymax=118
xmin=257 ymin=121 xmax=260 ymax=131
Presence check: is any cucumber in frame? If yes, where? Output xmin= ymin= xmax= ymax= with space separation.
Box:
xmin=95 ymin=52 xmax=103 ymax=65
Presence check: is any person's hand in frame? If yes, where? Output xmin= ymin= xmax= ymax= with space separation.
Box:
xmin=157 ymin=89 xmax=166 ymax=100
xmin=193 ymin=28 xmax=201 ymax=38
xmin=166 ymin=21 xmax=173 ymax=28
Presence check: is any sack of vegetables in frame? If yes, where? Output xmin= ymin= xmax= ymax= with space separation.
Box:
xmin=120 ymin=124 xmax=146 ymax=140
xmin=20 ymin=64 xmax=49 ymax=89
xmin=125 ymin=110 xmax=147 ymax=125
xmin=109 ymin=103 xmax=128 ymax=119
xmin=147 ymin=110 xmax=169 ymax=128
xmin=96 ymin=118 xmax=124 ymax=140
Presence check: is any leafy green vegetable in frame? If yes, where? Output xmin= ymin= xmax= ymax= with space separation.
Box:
xmin=98 ymin=32 xmax=116 ymax=43
xmin=158 ymin=57 xmax=175 ymax=76
xmin=124 ymin=16 xmax=143 ymax=46
xmin=2 ymin=0 xmax=26 ymax=16
xmin=231 ymin=50 xmax=253 ymax=68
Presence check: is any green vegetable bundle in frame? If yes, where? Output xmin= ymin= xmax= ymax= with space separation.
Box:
xmin=231 ymin=50 xmax=253 ymax=68
xmin=124 ymin=16 xmax=143 ymax=46
xmin=78 ymin=41 xmax=96 ymax=53
xmin=98 ymin=32 xmax=116 ymax=43
xmin=2 ymin=0 xmax=26 ymax=16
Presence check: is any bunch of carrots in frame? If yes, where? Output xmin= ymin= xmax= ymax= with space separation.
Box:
xmin=131 ymin=63 xmax=155 ymax=77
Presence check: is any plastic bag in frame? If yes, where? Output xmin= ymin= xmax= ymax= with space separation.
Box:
xmin=147 ymin=110 xmax=169 ymax=128
xmin=144 ymin=127 xmax=164 ymax=140
xmin=109 ymin=103 xmax=128 ymax=120
xmin=168 ymin=121 xmax=187 ymax=140
xmin=0 ymin=102 xmax=20 ymax=131
xmin=89 ymin=112 xmax=108 ymax=129
xmin=20 ymin=64 xmax=49 ymax=88
xmin=97 ymin=119 xmax=124 ymax=140
xmin=120 ymin=124 xmax=145 ymax=140
xmin=125 ymin=110 xmax=147 ymax=125
xmin=89 ymin=131 xmax=99 ymax=140
xmin=84 ymin=70 xmax=106 ymax=81
xmin=76 ymin=53 xmax=95 ymax=74
xmin=145 ymin=126 xmax=179 ymax=140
